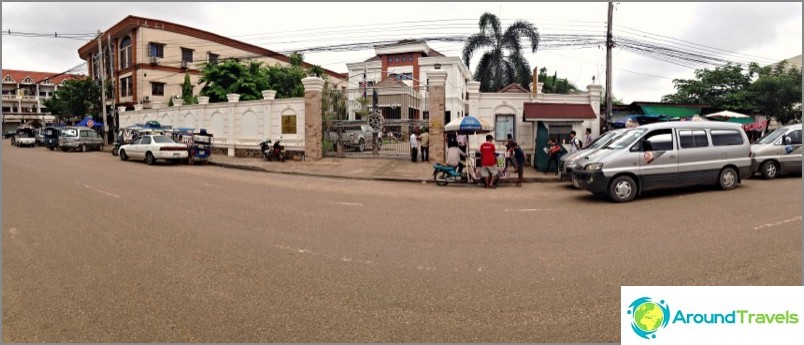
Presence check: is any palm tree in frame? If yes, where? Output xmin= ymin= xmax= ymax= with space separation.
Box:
xmin=462 ymin=13 xmax=540 ymax=92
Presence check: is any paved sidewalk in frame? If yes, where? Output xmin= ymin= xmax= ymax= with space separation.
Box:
xmin=207 ymin=154 xmax=562 ymax=184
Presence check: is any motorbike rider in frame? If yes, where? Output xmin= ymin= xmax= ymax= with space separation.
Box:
xmin=445 ymin=140 xmax=466 ymax=174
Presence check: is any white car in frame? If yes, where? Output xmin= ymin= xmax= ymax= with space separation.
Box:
xmin=13 ymin=132 xmax=36 ymax=147
xmin=118 ymin=135 xmax=188 ymax=165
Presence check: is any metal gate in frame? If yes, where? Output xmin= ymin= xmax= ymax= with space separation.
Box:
xmin=323 ymin=85 xmax=429 ymax=159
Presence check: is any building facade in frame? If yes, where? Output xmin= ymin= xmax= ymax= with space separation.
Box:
xmin=1 ymin=69 xmax=82 ymax=131
xmin=77 ymin=15 xmax=346 ymax=112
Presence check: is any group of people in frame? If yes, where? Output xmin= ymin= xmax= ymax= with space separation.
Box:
xmin=409 ymin=128 xmax=430 ymax=162
xmin=544 ymin=128 xmax=595 ymax=174
xmin=444 ymin=133 xmax=526 ymax=188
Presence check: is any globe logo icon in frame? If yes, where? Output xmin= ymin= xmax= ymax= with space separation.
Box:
xmin=626 ymin=297 xmax=670 ymax=339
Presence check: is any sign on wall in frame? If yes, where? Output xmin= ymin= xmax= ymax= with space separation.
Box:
xmin=282 ymin=115 xmax=297 ymax=134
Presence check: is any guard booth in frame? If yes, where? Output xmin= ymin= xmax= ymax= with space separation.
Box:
xmin=523 ymin=103 xmax=598 ymax=172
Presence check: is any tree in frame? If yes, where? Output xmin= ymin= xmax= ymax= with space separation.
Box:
xmin=42 ymin=78 xmax=100 ymax=123
xmin=661 ymin=61 xmax=802 ymax=124
xmin=537 ymin=67 xmax=580 ymax=94
xmin=181 ymin=73 xmax=198 ymax=105
xmin=462 ymin=12 xmax=540 ymax=92
xmin=198 ymin=59 xmax=271 ymax=102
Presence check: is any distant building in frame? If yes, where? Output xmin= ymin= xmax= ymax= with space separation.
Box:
xmin=1 ymin=69 xmax=83 ymax=131
xmin=77 ymin=15 xmax=346 ymax=111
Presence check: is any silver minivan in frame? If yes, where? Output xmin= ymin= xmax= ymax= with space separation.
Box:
xmin=750 ymin=123 xmax=802 ymax=179
xmin=571 ymin=121 xmax=752 ymax=202
xmin=559 ymin=128 xmax=628 ymax=183
xmin=59 ymin=126 xmax=104 ymax=152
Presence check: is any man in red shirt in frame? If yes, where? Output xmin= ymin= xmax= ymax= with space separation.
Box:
xmin=479 ymin=134 xmax=498 ymax=188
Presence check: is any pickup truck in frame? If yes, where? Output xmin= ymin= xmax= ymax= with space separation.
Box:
xmin=330 ymin=124 xmax=381 ymax=152
xmin=12 ymin=128 xmax=36 ymax=147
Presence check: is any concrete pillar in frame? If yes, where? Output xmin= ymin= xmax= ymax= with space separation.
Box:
xmin=428 ymin=70 xmax=447 ymax=164
xmin=302 ymin=76 xmax=325 ymax=160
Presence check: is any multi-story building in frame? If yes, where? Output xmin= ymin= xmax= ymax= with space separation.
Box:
xmin=1 ymin=69 xmax=82 ymax=131
xmin=77 ymin=15 xmax=346 ymax=112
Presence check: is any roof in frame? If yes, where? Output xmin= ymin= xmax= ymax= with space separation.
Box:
xmin=363 ymin=45 xmax=446 ymax=62
xmin=523 ymin=103 xmax=597 ymax=120
xmin=374 ymin=76 xmax=410 ymax=88
xmin=76 ymin=15 xmax=344 ymax=80
xmin=630 ymin=101 xmax=711 ymax=108
xmin=2 ymin=69 xmax=84 ymax=85
xmin=499 ymin=83 xmax=529 ymax=93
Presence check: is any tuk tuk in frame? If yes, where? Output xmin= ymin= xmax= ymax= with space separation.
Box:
xmin=171 ymin=128 xmax=213 ymax=164
xmin=43 ymin=126 xmax=61 ymax=150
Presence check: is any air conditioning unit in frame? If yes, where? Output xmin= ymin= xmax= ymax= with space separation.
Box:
xmin=181 ymin=61 xmax=189 ymax=69
xmin=150 ymin=56 xmax=159 ymax=65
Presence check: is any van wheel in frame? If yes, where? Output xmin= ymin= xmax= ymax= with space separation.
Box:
xmin=145 ymin=152 xmax=156 ymax=165
xmin=120 ymin=149 xmax=129 ymax=161
xmin=358 ymin=139 xmax=365 ymax=152
xmin=608 ymin=175 xmax=637 ymax=203
xmin=719 ymin=167 xmax=738 ymax=190
xmin=760 ymin=161 xmax=779 ymax=179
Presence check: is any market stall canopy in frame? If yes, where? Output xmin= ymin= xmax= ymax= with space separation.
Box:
xmin=444 ymin=115 xmax=492 ymax=135
xmin=640 ymin=105 xmax=702 ymax=118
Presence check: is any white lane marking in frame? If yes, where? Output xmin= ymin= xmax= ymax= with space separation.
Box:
xmin=505 ymin=208 xmax=552 ymax=212
xmin=271 ymin=244 xmax=374 ymax=266
xmin=332 ymin=201 xmax=364 ymax=207
xmin=753 ymin=216 xmax=802 ymax=230
xmin=74 ymin=181 xmax=120 ymax=199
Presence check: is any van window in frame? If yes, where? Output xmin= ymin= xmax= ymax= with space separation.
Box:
xmin=710 ymin=130 xmax=744 ymax=146
xmin=641 ymin=129 xmax=674 ymax=151
xmin=679 ymin=130 xmax=709 ymax=148
xmin=62 ymin=129 xmax=78 ymax=137
xmin=786 ymin=130 xmax=802 ymax=144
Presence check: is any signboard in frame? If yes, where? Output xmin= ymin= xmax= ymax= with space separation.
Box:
xmin=281 ymin=115 xmax=297 ymax=134
xmin=86 ymin=119 xmax=95 ymax=128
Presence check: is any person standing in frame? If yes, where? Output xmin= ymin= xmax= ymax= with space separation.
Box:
xmin=410 ymin=129 xmax=419 ymax=162
xmin=480 ymin=134 xmax=498 ymax=188
xmin=505 ymin=133 xmax=517 ymax=172
xmin=508 ymin=140 xmax=526 ymax=186
xmin=546 ymin=138 xmax=561 ymax=175
xmin=585 ymin=128 xmax=594 ymax=147
xmin=419 ymin=128 xmax=430 ymax=162
xmin=569 ymin=130 xmax=583 ymax=154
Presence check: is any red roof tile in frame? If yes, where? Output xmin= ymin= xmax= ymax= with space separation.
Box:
xmin=1 ymin=69 xmax=84 ymax=85
xmin=499 ymin=83 xmax=529 ymax=93
xmin=523 ymin=103 xmax=597 ymax=120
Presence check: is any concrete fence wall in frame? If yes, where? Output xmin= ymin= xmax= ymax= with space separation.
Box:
xmin=118 ymin=92 xmax=306 ymax=157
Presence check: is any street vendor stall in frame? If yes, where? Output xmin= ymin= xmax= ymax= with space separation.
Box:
xmin=443 ymin=115 xmax=509 ymax=185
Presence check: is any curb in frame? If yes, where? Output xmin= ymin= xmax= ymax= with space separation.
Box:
xmin=208 ymin=161 xmax=563 ymax=184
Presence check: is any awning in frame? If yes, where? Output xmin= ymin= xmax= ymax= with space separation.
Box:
xmin=640 ymin=105 xmax=701 ymax=118
xmin=523 ymin=103 xmax=597 ymax=121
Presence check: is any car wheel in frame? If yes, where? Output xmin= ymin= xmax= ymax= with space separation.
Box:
xmin=145 ymin=152 xmax=156 ymax=165
xmin=119 ymin=149 xmax=129 ymax=161
xmin=80 ymin=144 xmax=87 ymax=152
xmin=760 ymin=161 xmax=779 ymax=180
xmin=719 ymin=167 xmax=738 ymax=190
xmin=358 ymin=139 xmax=365 ymax=152
xmin=608 ymin=175 xmax=637 ymax=203
xmin=434 ymin=171 xmax=449 ymax=186
xmin=112 ymin=148 xmax=118 ymax=156
xmin=61 ymin=147 xmax=68 ymax=152
xmin=98 ymin=144 xmax=104 ymax=152
xmin=49 ymin=146 xmax=54 ymax=151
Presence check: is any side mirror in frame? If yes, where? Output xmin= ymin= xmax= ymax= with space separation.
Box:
xmin=784 ymin=136 xmax=792 ymax=145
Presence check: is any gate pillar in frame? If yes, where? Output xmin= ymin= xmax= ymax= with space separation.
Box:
xmin=302 ymin=77 xmax=325 ymax=161
xmin=427 ymin=71 xmax=447 ymax=164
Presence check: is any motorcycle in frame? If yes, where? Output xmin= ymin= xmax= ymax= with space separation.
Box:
xmin=433 ymin=162 xmax=502 ymax=187
xmin=260 ymin=137 xmax=285 ymax=162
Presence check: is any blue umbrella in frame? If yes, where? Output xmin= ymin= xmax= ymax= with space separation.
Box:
xmin=443 ymin=115 xmax=492 ymax=135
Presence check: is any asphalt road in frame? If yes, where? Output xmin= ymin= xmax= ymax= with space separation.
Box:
xmin=2 ymin=139 xmax=801 ymax=342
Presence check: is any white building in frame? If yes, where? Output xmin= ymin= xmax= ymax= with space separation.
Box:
xmin=1 ymin=69 xmax=80 ymax=131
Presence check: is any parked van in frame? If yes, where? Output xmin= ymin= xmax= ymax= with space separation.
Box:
xmin=560 ymin=128 xmax=628 ymax=183
xmin=571 ymin=121 xmax=752 ymax=202
xmin=750 ymin=123 xmax=802 ymax=179
xmin=59 ymin=126 xmax=104 ymax=152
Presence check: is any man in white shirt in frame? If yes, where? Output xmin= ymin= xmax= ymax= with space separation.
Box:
xmin=569 ymin=130 xmax=583 ymax=154
xmin=410 ymin=129 xmax=419 ymax=162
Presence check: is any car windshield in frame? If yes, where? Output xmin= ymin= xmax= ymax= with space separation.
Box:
xmin=756 ymin=128 xmax=787 ymax=144
xmin=602 ymin=128 xmax=647 ymax=150
xmin=588 ymin=131 xmax=619 ymax=149
xmin=61 ymin=129 xmax=78 ymax=137
xmin=152 ymin=135 xmax=176 ymax=144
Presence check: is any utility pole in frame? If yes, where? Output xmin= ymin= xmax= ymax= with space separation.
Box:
xmin=97 ymin=33 xmax=109 ymax=145
xmin=107 ymin=33 xmax=116 ymax=139
xmin=605 ymin=2 xmax=614 ymax=131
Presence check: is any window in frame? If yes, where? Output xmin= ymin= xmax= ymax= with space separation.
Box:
xmin=679 ymin=130 xmax=709 ymax=148
xmin=148 ymin=42 xmax=164 ymax=58
xmin=281 ymin=114 xmax=297 ymax=134
xmin=785 ymin=130 xmax=802 ymax=144
xmin=181 ymin=48 xmax=194 ymax=62
xmin=394 ymin=57 xmax=400 ymax=62
xmin=394 ymin=73 xmax=413 ymax=81
xmin=495 ymin=114 xmax=515 ymax=141
xmin=119 ymin=36 xmax=132 ymax=69
xmin=140 ymin=137 xmax=152 ymax=145
xmin=152 ymin=135 xmax=175 ymax=144
xmin=387 ymin=57 xmax=392 ymax=62
xmin=120 ymin=76 xmax=132 ymax=97
xmin=130 ymin=137 xmax=142 ymax=145
xmin=208 ymin=53 xmax=219 ymax=64
xmin=710 ymin=129 xmax=744 ymax=146
xmin=641 ymin=129 xmax=674 ymax=151
xmin=151 ymin=82 xmax=165 ymax=96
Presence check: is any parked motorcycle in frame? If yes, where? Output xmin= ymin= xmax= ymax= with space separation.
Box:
xmin=260 ymin=137 xmax=285 ymax=162
xmin=433 ymin=162 xmax=501 ymax=187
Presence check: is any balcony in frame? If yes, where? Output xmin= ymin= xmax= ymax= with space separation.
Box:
xmin=20 ymin=95 xmax=38 ymax=102
xmin=2 ymin=94 xmax=17 ymax=101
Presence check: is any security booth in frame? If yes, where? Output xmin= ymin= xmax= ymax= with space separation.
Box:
xmin=523 ymin=103 xmax=599 ymax=173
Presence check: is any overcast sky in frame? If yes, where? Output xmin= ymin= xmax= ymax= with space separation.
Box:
xmin=2 ymin=2 xmax=801 ymax=103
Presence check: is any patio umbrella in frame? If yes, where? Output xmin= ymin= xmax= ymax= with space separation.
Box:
xmin=705 ymin=110 xmax=753 ymax=124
